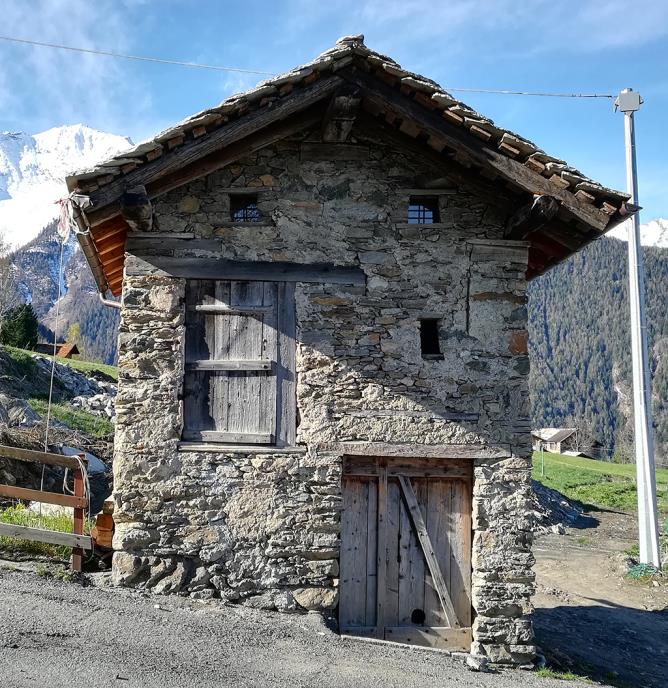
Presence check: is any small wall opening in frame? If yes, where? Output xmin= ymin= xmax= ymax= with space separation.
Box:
xmin=407 ymin=196 xmax=439 ymax=224
xmin=419 ymin=318 xmax=443 ymax=359
xmin=230 ymin=193 xmax=262 ymax=222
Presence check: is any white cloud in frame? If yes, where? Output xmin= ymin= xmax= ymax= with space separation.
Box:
xmin=0 ymin=0 xmax=151 ymax=136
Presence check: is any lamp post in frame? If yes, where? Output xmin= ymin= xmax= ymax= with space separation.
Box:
xmin=615 ymin=88 xmax=661 ymax=568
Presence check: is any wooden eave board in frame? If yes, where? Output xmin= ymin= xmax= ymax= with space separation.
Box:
xmin=91 ymin=217 xmax=129 ymax=296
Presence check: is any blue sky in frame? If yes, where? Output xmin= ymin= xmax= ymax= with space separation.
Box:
xmin=0 ymin=0 xmax=666 ymax=219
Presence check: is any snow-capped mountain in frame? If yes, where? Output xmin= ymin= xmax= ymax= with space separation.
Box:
xmin=0 ymin=124 xmax=132 ymax=250
xmin=606 ymin=217 xmax=668 ymax=248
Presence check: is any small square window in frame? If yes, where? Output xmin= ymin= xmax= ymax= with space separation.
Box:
xmin=420 ymin=318 xmax=443 ymax=359
xmin=230 ymin=194 xmax=262 ymax=223
xmin=408 ymin=197 xmax=439 ymax=224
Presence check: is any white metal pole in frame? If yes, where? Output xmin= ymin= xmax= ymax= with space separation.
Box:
xmin=616 ymin=88 xmax=661 ymax=568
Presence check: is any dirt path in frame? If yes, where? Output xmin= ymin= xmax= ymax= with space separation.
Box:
xmin=533 ymin=509 xmax=668 ymax=688
xmin=0 ymin=566 xmax=587 ymax=688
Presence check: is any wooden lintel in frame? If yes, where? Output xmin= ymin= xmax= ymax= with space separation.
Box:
xmin=343 ymin=70 xmax=610 ymax=232
xmin=185 ymin=359 xmax=272 ymax=372
xmin=324 ymin=442 xmax=511 ymax=459
xmin=125 ymin=255 xmax=367 ymax=285
xmin=322 ymin=91 xmax=361 ymax=143
xmin=505 ymin=195 xmax=560 ymax=239
xmin=181 ymin=430 xmax=274 ymax=444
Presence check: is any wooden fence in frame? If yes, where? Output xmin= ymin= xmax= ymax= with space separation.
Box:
xmin=0 ymin=444 xmax=91 ymax=571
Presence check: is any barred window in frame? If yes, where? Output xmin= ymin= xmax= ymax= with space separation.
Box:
xmin=230 ymin=194 xmax=262 ymax=223
xmin=407 ymin=197 xmax=439 ymax=224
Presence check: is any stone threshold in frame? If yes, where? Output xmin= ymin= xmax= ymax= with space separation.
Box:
xmin=177 ymin=442 xmax=308 ymax=455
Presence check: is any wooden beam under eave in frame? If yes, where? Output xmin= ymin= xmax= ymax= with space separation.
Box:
xmin=91 ymin=215 xmax=127 ymax=241
xmin=120 ymin=186 xmax=153 ymax=232
xmin=343 ymin=69 xmax=611 ymax=233
xmin=505 ymin=195 xmax=560 ymax=239
xmin=321 ymin=91 xmax=361 ymax=143
xmin=79 ymin=75 xmax=344 ymax=224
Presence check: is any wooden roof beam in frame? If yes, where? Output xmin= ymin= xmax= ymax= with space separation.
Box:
xmin=120 ymin=186 xmax=153 ymax=233
xmin=321 ymin=89 xmax=361 ymax=143
xmin=505 ymin=195 xmax=560 ymax=239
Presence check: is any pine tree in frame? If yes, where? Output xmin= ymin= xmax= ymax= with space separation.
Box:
xmin=0 ymin=304 xmax=39 ymax=349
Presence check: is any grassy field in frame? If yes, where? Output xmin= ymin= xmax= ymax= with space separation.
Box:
xmin=0 ymin=504 xmax=74 ymax=558
xmin=533 ymin=451 xmax=668 ymax=517
xmin=2 ymin=345 xmax=117 ymax=381
xmin=27 ymin=398 xmax=114 ymax=438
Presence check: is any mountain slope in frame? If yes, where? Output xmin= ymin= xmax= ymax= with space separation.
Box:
xmin=0 ymin=124 xmax=131 ymax=250
xmin=8 ymin=222 xmax=120 ymax=363
xmin=528 ymin=235 xmax=668 ymax=464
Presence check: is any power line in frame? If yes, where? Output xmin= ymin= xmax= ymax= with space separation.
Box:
xmin=0 ymin=34 xmax=615 ymax=99
xmin=0 ymin=35 xmax=275 ymax=76
xmin=443 ymin=86 xmax=614 ymax=99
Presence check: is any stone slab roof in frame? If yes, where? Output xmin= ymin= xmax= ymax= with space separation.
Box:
xmin=64 ymin=35 xmax=635 ymax=296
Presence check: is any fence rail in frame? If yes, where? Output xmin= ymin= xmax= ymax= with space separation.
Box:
xmin=0 ymin=443 xmax=91 ymax=568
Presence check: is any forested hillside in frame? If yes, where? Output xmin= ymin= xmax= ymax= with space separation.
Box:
xmin=8 ymin=222 xmax=120 ymax=363
xmin=528 ymin=236 xmax=668 ymax=464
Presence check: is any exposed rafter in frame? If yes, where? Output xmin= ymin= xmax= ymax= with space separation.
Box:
xmin=505 ymin=195 xmax=560 ymax=239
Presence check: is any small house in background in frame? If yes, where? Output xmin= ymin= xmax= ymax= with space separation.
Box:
xmin=532 ymin=428 xmax=604 ymax=460
xmin=65 ymin=36 xmax=634 ymax=664
xmin=33 ymin=341 xmax=80 ymax=359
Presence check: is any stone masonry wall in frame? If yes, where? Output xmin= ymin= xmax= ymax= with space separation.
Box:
xmin=112 ymin=120 xmax=535 ymax=664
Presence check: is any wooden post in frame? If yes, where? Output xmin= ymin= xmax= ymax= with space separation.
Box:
xmin=72 ymin=455 xmax=85 ymax=572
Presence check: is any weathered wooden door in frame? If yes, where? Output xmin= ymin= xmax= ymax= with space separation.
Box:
xmin=182 ymin=279 xmax=296 ymax=447
xmin=339 ymin=456 xmax=472 ymax=650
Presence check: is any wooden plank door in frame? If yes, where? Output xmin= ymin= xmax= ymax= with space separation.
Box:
xmin=340 ymin=456 xmax=472 ymax=651
xmin=183 ymin=279 xmax=296 ymax=446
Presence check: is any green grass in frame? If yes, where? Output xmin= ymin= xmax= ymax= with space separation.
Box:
xmin=3 ymin=344 xmax=117 ymax=381
xmin=0 ymin=504 xmax=73 ymax=558
xmin=535 ymin=667 xmax=592 ymax=682
xmin=533 ymin=451 xmax=668 ymax=515
xmin=28 ymin=398 xmax=114 ymax=438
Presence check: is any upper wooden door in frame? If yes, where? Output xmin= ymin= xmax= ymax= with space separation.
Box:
xmin=183 ymin=279 xmax=296 ymax=446
xmin=340 ymin=456 xmax=472 ymax=650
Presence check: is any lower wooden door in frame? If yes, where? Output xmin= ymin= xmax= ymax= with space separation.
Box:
xmin=339 ymin=456 xmax=472 ymax=650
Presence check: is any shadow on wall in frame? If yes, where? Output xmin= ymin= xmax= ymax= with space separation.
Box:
xmin=534 ymin=602 xmax=668 ymax=688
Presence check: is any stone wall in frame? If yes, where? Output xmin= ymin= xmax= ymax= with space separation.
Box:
xmin=112 ymin=120 xmax=535 ymax=664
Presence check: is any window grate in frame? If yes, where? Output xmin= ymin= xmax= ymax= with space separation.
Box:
xmin=407 ymin=197 xmax=439 ymax=224
xmin=230 ymin=194 xmax=262 ymax=223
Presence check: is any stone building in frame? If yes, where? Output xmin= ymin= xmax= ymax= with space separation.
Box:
xmin=66 ymin=36 xmax=634 ymax=664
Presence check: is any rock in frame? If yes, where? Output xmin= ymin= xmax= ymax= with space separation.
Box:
xmin=0 ymin=393 xmax=40 ymax=427
xmin=466 ymin=654 xmax=490 ymax=672
xmin=153 ymin=561 xmax=190 ymax=594
xmin=293 ymin=587 xmax=339 ymax=611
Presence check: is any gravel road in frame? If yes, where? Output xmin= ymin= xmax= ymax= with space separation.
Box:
xmin=0 ymin=565 xmax=591 ymax=688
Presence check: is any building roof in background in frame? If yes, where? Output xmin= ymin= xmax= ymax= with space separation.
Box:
xmin=65 ymin=35 xmax=636 ymax=296
xmin=532 ymin=428 xmax=577 ymax=443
